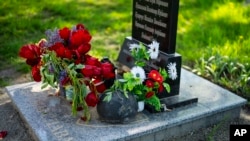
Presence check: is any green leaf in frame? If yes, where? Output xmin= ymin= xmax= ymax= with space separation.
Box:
xmin=68 ymin=63 xmax=75 ymax=69
xmin=71 ymin=70 xmax=77 ymax=76
xmin=136 ymin=61 xmax=145 ymax=67
xmin=76 ymin=64 xmax=84 ymax=69
xmin=135 ymin=89 xmax=142 ymax=95
xmin=41 ymin=83 xmax=48 ymax=89
xmin=127 ymin=82 xmax=135 ymax=91
xmin=160 ymin=68 xmax=168 ymax=80
xmin=103 ymin=92 xmax=112 ymax=102
xmin=123 ymin=72 xmax=133 ymax=80
xmin=145 ymin=95 xmax=161 ymax=111
xmin=123 ymin=90 xmax=129 ymax=98
xmin=118 ymin=79 xmax=127 ymax=83
xmin=163 ymin=83 xmax=171 ymax=93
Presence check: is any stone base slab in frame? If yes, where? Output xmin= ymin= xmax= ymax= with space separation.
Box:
xmin=5 ymin=69 xmax=246 ymax=141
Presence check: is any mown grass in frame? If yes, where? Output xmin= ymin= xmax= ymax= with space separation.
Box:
xmin=0 ymin=0 xmax=249 ymax=99
xmin=177 ymin=0 xmax=250 ymax=65
xmin=0 ymin=0 xmax=132 ymax=71
xmin=177 ymin=0 xmax=250 ymax=99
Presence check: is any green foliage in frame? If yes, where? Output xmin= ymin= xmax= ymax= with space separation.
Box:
xmin=103 ymin=91 xmax=112 ymax=102
xmin=194 ymin=52 xmax=250 ymax=100
xmin=107 ymin=41 xmax=170 ymax=111
xmin=178 ymin=0 xmax=250 ymax=99
xmin=144 ymin=95 xmax=161 ymax=111
xmin=40 ymin=50 xmax=89 ymax=119
xmin=177 ymin=0 xmax=250 ymax=66
xmin=130 ymin=43 xmax=150 ymax=67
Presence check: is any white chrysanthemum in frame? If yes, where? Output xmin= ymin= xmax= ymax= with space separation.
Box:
xmin=129 ymin=43 xmax=141 ymax=52
xmin=131 ymin=66 xmax=146 ymax=84
xmin=167 ymin=62 xmax=178 ymax=80
xmin=148 ymin=40 xmax=160 ymax=59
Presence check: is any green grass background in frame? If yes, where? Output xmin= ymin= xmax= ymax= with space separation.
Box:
xmin=0 ymin=0 xmax=249 ymax=99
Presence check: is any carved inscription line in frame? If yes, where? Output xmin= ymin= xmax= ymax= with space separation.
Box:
xmin=135 ymin=12 xmax=167 ymax=28
xmin=146 ymin=0 xmax=169 ymax=7
xmin=37 ymin=100 xmax=74 ymax=141
xmin=45 ymin=115 xmax=74 ymax=141
xmin=135 ymin=2 xmax=168 ymax=18
xmin=135 ymin=21 xmax=166 ymax=38
xmin=133 ymin=0 xmax=170 ymax=42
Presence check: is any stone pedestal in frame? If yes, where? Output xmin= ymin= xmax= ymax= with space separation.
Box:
xmin=5 ymin=69 xmax=247 ymax=141
xmin=117 ymin=37 xmax=182 ymax=98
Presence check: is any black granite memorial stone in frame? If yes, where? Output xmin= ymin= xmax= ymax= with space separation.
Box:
xmin=132 ymin=0 xmax=179 ymax=54
xmin=117 ymin=37 xmax=181 ymax=97
xmin=117 ymin=0 xmax=198 ymax=113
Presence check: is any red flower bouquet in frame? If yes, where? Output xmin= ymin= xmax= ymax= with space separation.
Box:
xmin=19 ymin=23 xmax=115 ymax=121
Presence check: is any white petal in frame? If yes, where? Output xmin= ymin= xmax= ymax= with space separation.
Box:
xmin=131 ymin=66 xmax=146 ymax=83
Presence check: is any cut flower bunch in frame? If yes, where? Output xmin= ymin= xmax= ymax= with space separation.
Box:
xmin=105 ymin=41 xmax=170 ymax=111
xmin=19 ymin=23 xmax=116 ymax=121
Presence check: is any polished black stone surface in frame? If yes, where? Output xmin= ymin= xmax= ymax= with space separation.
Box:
xmin=117 ymin=37 xmax=181 ymax=98
xmin=132 ymin=0 xmax=179 ymax=54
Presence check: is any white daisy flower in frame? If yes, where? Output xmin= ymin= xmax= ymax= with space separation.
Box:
xmin=130 ymin=66 xmax=146 ymax=84
xmin=129 ymin=43 xmax=141 ymax=52
xmin=148 ymin=40 xmax=159 ymax=59
xmin=167 ymin=62 xmax=178 ymax=80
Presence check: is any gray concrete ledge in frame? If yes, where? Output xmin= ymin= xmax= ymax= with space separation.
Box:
xmin=5 ymin=69 xmax=247 ymax=141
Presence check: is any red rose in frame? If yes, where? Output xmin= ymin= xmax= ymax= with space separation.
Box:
xmin=92 ymin=66 xmax=102 ymax=78
xmin=148 ymin=70 xmax=163 ymax=83
xmin=26 ymin=58 xmax=41 ymax=66
xmin=19 ymin=44 xmax=41 ymax=57
xmin=63 ymin=48 xmax=73 ymax=59
xmin=85 ymin=91 xmax=98 ymax=107
xmin=70 ymin=30 xmax=91 ymax=48
xmin=85 ymin=56 xmax=100 ymax=66
xmin=49 ymin=42 xmax=60 ymax=51
xmin=50 ymin=43 xmax=72 ymax=59
xmin=101 ymin=62 xmax=115 ymax=79
xmin=76 ymin=23 xmax=85 ymax=30
xmin=146 ymin=91 xmax=154 ymax=98
xmin=76 ymin=43 xmax=91 ymax=55
xmin=81 ymin=65 xmax=94 ymax=78
xmin=19 ymin=44 xmax=41 ymax=66
xmin=93 ymin=79 xmax=106 ymax=93
xmin=32 ymin=66 xmax=41 ymax=82
xmin=59 ymin=27 xmax=71 ymax=41
xmin=145 ymin=79 xmax=154 ymax=88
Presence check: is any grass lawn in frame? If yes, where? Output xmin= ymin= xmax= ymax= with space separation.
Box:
xmin=0 ymin=0 xmax=249 ymax=99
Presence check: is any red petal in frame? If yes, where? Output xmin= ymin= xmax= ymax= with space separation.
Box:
xmin=19 ymin=44 xmax=38 ymax=59
xmin=85 ymin=56 xmax=100 ymax=66
xmin=0 ymin=130 xmax=7 ymax=139
xmin=94 ymin=79 xmax=106 ymax=93
xmin=81 ymin=65 xmax=94 ymax=78
xmin=80 ymin=116 xmax=87 ymax=121
xmin=77 ymin=43 xmax=91 ymax=54
xmin=145 ymin=79 xmax=154 ymax=88
xmin=148 ymin=70 xmax=163 ymax=83
xmin=76 ymin=23 xmax=85 ymax=30
xmin=85 ymin=92 xmax=98 ymax=107
xmin=59 ymin=27 xmax=71 ymax=41
xmin=101 ymin=62 xmax=115 ymax=79
xmin=32 ymin=66 xmax=41 ymax=82
xmin=146 ymin=91 xmax=154 ymax=98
